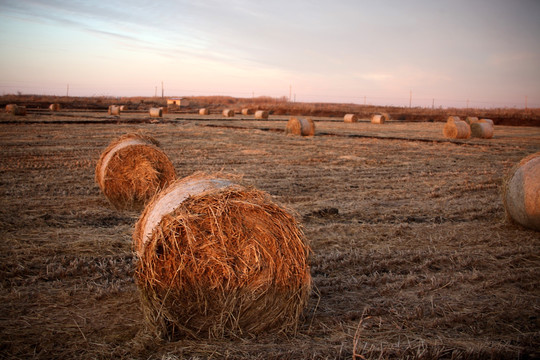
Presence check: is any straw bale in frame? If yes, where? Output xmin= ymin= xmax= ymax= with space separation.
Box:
xmin=479 ymin=118 xmax=494 ymax=126
xmin=133 ymin=174 xmax=311 ymax=340
xmin=199 ymin=108 xmax=209 ymax=115
xmin=6 ymin=104 xmax=26 ymax=115
xmin=149 ymin=107 xmax=163 ymax=118
xmin=95 ymin=133 xmax=176 ymax=211
xmin=344 ymin=114 xmax=358 ymax=123
xmin=241 ymin=108 xmax=252 ymax=115
xmin=470 ymin=122 xmax=494 ymax=139
xmin=371 ymin=113 xmax=390 ymax=124
xmin=108 ymin=105 xmax=121 ymax=116
xmin=465 ymin=116 xmax=479 ymax=125
xmin=286 ymin=117 xmax=315 ymax=136
xmin=502 ymin=152 xmax=540 ymax=231
xmin=49 ymin=103 xmax=61 ymax=111
xmin=443 ymin=120 xmax=470 ymax=139
xmin=223 ymin=109 xmax=234 ymax=117
xmin=120 ymin=105 xmax=128 ymax=111
xmin=160 ymin=107 xmax=168 ymax=114
xmin=447 ymin=116 xmax=461 ymax=124
xmin=5 ymin=104 xmax=17 ymax=113
xmin=254 ymin=110 xmax=269 ymax=119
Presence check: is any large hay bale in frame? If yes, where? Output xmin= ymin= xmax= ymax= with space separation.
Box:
xmin=223 ymin=109 xmax=234 ymax=117
xmin=49 ymin=103 xmax=61 ymax=111
xmin=502 ymin=152 xmax=540 ymax=231
xmin=5 ymin=104 xmax=26 ymax=115
xmin=443 ymin=119 xmax=470 ymax=139
xmin=479 ymin=118 xmax=494 ymax=126
xmin=286 ymin=117 xmax=315 ymax=136
xmin=241 ymin=108 xmax=252 ymax=115
xmin=133 ymin=175 xmax=311 ymax=340
xmin=371 ymin=113 xmax=390 ymax=124
xmin=199 ymin=108 xmax=209 ymax=115
xmin=108 ymin=105 xmax=121 ymax=116
xmin=95 ymin=133 xmax=176 ymax=211
xmin=254 ymin=110 xmax=269 ymax=119
xmin=465 ymin=116 xmax=479 ymax=125
xmin=149 ymin=107 xmax=163 ymax=118
xmin=344 ymin=114 xmax=358 ymax=123
xmin=447 ymin=116 xmax=461 ymax=124
xmin=120 ymin=105 xmax=128 ymax=111
xmin=470 ymin=122 xmax=494 ymax=139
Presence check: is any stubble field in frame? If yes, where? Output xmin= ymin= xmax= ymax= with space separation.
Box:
xmin=1 ymin=110 xmax=539 ymax=359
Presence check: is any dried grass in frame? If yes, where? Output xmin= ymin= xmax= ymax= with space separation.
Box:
xmin=95 ymin=133 xmax=176 ymax=211
xmin=254 ymin=110 xmax=269 ymax=119
xmin=502 ymin=151 xmax=540 ymax=231
xmin=149 ymin=108 xmax=163 ymax=118
xmin=285 ymin=117 xmax=315 ymax=136
xmin=344 ymin=114 xmax=358 ymax=123
xmin=470 ymin=122 xmax=494 ymax=139
xmin=133 ymin=174 xmax=311 ymax=340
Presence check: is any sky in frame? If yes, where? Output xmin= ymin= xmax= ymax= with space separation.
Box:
xmin=0 ymin=0 xmax=539 ymax=108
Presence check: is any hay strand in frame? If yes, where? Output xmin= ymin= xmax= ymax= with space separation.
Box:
xmin=286 ymin=117 xmax=315 ymax=136
xmin=223 ymin=109 xmax=235 ymax=117
xmin=470 ymin=122 xmax=494 ymax=139
xmin=344 ymin=114 xmax=358 ymax=123
xmin=95 ymin=133 xmax=176 ymax=211
xmin=502 ymin=152 xmax=540 ymax=231
xmin=149 ymin=108 xmax=163 ymax=118
xmin=133 ymin=174 xmax=311 ymax=340
xmin=254 ymin=110 xmax=269 ymax=119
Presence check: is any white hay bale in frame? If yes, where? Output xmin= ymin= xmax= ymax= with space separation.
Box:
xmin=223 ymin=109 xmax=234 ymax=117
xmin=255 ymin=110 xmax=269 ymax=119
xmin=149 ymin=107 xmax=162 ymax=117
xmin=344 ymin=114 xmax=358 ymax=123
xmin=470 ymin=122 xmax=494 ymax=139
xmin=503 ymin=152 xmax=540 ymax=231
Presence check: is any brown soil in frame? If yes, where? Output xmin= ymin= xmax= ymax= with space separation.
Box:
xmin=1 ymin=109 xmax=539 ymax=359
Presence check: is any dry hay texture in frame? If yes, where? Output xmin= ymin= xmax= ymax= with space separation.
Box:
xmin=254 ymin=110 xmax=269 ymax=119
xmin=471 ymin=122 xmax=494 ymax=139
xmin=5 ymin=104 xmax=26 ymax=115
xmin=286 ymin=117 xmax=316 ymax=136
xmin=502 ymin=151 xmax=540 ymax=231
xmin=108 ymin=105 xmax=121 ymax=116
xmin=344 ymin=114 xmax=358 ymax=123
xmin=199 ymin=108 xmax=209 ymax=115
xmin=371 ymin=113 xmax=390 ymax=124
xmin=149 ymin=107 xmax=163 ymax=118
xmin=223 ymin=109 xmax=235 ymax=117
xmin=443 ymin=117 xmax=471 ymax=139
xmin=95 ymin=133 xmax=176 ymax=211
xmin=133 ymin=175 xmax=311 ymax=340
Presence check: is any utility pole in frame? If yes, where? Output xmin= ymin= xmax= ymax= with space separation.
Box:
xmin=525 ymin=95 xmax=528 ymax=110
xmin=161 ymin=81 xmax=164 ymax=98
xmin=154 ymin=86 xmax=157 ymax=97
xmin=294 ymin=93 xmax=296 ymax=102
xmin=409 ymin=90 xmax=412 ymax=108
xmin=432 ymin=98 xmax=435 ymax=109
xmin=66 ymin=84 xmax=69 ymax=97
xmin=364 ymin=96 xmax=366 ymax=105
xmin=289 ymin=84 xmax=292 ymax=102
xmin=466 ymin=99 xmax=469 ymax=109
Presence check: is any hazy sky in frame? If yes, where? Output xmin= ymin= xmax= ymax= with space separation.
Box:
xmin=1 ymin=0 xmax=539 ymax=107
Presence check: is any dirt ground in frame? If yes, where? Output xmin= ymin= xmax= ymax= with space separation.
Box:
xmin=1 ymin=110 xmax=539 ymax=359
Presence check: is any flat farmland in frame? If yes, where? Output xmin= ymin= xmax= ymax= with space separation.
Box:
xmin=1 ymin=111 xmax=539 ymax=359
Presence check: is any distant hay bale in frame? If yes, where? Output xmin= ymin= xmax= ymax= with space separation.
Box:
xmin=502 ymin=152 xmax=540 ymax=231
xmin=95 ymin=133 xmax=176 ymax=211
xmin=465 ymin=116 xmax=479 ymax=125
xmin=470 ymin=122 xmax=494 ymax=139
xmin=443 ymin=119 xmax=470 ymax=139
xmin=241 ymin=108 xmax=252 ymax=115
xmin=223 ymin=109 xmax=234 ymax=117
xmin=5 ymin=104 xmax=26 ymax=116
xmin=120 ymin=105 xmax=128 ymax=111
xmin=149 ymin=107 xmax=163 ymax=118
xmin=108 ymin=105 xmax=121 ymax=116
xmin=344 ymin=114 xmax=358 ymax=123
xmin=479 ymin=118 xmax=494 ymax=126
xmin=447 ymin=116 xmax=461 ymax=124
xmin=254 ymin=110 xmax=269 ymax=119
xmin=160 ymin=107 xmax=168 ymax=114
xmin=286 ymin=117 xmax=315 ymax=136
xmin=49 ymin=103 xmax=61 ymax=111
xmin=133 ymin=174 xmax=311 ymax=340
xmin=199 ymin=108 xmax=209 ymax=115
xmin=371 ymin=113 xmax=390 ymax=124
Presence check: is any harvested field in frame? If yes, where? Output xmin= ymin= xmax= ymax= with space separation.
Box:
xmin=0 ymin=109 xmax=539 ymax=359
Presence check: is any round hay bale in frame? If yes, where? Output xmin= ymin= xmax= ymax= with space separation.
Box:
xmin=286 ymin=117 xmax=315 ymax=136
xmin=95 ymin=133 xmax=176 ymax=211
xmin=443 ymin=120 xmax=470 ymax=139
xmin=465 ymin=116 xmax=479 ymax=125
xmin=49 ymin=103 xmax=61 ymax=111
xmin=199 ymin=108 xmax=209 ymax=115
xmin=5 ymin=104 xmax=17 ymax=113
xmin=371 ymin=113 xmax=389 ymax=124
xmin=502 ymin=152 xmax=540 ymax=231
xmin=120 ymin=105 xmax=128 ymax=111
xmin=133 ymin=175 xmax=311 ymax=339
xmin=254 ymin=110 xmax=269 ymax=119
xmin=344 ymin=114 xmax=358 ymax=123
xmin=149 ymin=107 xmax=163 ymax=118
xmin=160 ymin=107 xmax=168 ymax=114
xmin=470 ymin=122 xmax=494 ymax=139
xmin=479 ymin=118 xmax=494 ymax=126
xmin=223 ymin=109 xmax=234 ymax=117
xmin=241 ymin=108 xmax=252 ymax=115
xmin=447 ymin=116 xmax=461 ymax=124
xmin=108 ymin=105 xmax=121 ymax=116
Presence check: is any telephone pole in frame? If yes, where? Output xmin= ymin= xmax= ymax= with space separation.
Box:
xmin=161 ymin=81 xmax=164 ymax=98
xmin=66 ymin=84 xmax=69 ymax=97
xmin=289 ymin=84 xmax=292 ymax=102
xmin=409 ymin=90 xmax=412 ymax=108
